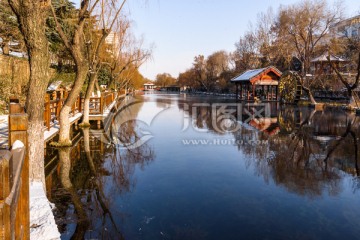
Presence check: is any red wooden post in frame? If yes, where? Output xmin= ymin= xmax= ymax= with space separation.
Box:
xmin=8 ymin=103 xmax=29 ymax=240
xmin=100 ymin=95 xmax=104 ymax=114
xmin=44 ymin=94 xmax=51 ymax=130
xmin=0 ymin=150 xmax=11 ymax=240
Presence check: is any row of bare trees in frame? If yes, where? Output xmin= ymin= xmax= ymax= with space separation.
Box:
xmin=4 ymin=0 xmax=151 ymax=186
xmin=177 ymin=0 xmax=360 ymax=102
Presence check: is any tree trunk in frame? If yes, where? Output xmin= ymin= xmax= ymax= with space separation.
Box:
xmin=26 ymin=44 xmax=50 ymax=184
xmin=81 ymin=73 xmax=97 ymax=125
xmin=8 ymin=1 xmax=51 ymax=184
xmin=299 ymin=77 xmax=317 ymax=105
xmin=58 ymin=64 xmax=88 ymax=145
xmin=58 ymin=147 xmax=89 ymax=238
xmin=95 ymin=79 xmax=101 ymax=96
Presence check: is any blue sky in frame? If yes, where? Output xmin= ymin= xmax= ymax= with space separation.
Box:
xmin=125 ymin=0 xmax=359 ymax=80
xmin=71 ymin=0 xmax=359 ymax=80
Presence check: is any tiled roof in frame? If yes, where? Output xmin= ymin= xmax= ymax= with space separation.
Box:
xmin=311 ymin=53 xmax=346 ymax=62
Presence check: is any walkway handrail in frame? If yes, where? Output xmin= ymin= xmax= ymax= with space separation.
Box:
xmin=4 ymin=141 xmax=25 ymax=206
xmin=0 ymin=103 xmax=29 ymax=240
xmin=44 ymin=94 xmax=82 ymax=130
xmin=43 ymin=89 xmax=119 ymax=128
xmin=87 ymin=91 xmax=117 ymax=115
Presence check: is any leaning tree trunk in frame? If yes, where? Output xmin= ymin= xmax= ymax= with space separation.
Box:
xmin=299 ymin=77 xmax=317 ymax=105
xmin=8 ymin=1 xmax=50 ymax=184
xmin=302 ymin=85 xmax=317 ymax=104
xmin=58 ymin=64 xmax=88 ymax=145
xmin=81 ymin=73 xmax=97 ymax=126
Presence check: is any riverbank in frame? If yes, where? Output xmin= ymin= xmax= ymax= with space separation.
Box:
xmin=0 ymin=95 xmax=124 ymax=239
xmin=30 ymin=181 xmax=60 ymax=240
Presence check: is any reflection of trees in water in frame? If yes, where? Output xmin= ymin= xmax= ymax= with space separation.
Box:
xmin=82 ymin=127 xmax=124 ymax=239
xmin=111 ymin=118 xmax=155 ymax=194
xmin=233 ymin=106 xmax=360 ymax=197
xmin=49 ymin=98 xmax=155 ymax=238
xmin=111 ymin=97 xmax=155 ymax=194
xmin=58 ymin=147 xmax=90 ymax=240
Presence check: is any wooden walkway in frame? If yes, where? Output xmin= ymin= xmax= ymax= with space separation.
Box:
xmin=0 ymin=92 xmax=125 ymax=149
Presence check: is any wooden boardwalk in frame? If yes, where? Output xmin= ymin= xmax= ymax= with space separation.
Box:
xmin=0 ymin=92 xmax=125 ymax=149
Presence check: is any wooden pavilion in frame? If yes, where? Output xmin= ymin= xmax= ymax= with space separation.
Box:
xmin=310 ymin=52 xmax=347 ymax=75
xmin=231 ymin=66 xmax=282 ymax=101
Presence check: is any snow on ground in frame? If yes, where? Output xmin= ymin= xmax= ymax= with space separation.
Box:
xmin=0 ymin=115 xmax=8 ymax=148
xmin=30 ymin=181 xmax=60 ymax=240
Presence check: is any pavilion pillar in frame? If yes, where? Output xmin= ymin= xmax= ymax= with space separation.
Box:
xmin=247 ymin=84 xmax=250 ymax=101
xmin=239 ymin=84 xmax=242 ymax=100
xmin=252 ymin=84 xmax=255 ymax=100
xmin=275 ymin=85 xmax=279 ymax=101
xmin=236 ymin=84 xmax=239 ymax=100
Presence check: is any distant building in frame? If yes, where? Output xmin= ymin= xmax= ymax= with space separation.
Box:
xmin=144 ymin=82 xmax=155 ymax=91
xmin=162 ymin=85 xmax=180 ymax=92
xmin=330 ymin=15 xmax=360 ymax=38
xmin=105 ymin=31 xmax=121 ymax=57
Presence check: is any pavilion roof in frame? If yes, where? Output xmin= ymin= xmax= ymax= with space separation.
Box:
xmin=311 ymin=52 xmax=346 ymax=63
xmin=231 ymin=66 xmax=282 ymax=83
xmin=144 ymin=82 xmax=155 ymax=86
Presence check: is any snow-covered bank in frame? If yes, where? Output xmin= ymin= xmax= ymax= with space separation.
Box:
xmin=30 ymin=181 xmax=60 ymax=240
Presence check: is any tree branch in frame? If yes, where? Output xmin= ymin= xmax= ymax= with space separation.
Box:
xmin=50 ymin=3 xmax=71 ymax=50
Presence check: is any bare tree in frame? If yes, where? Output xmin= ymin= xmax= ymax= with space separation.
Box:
xmin=328 ymin=51 xmax=360 ymax=107
xmin=275 ymin=0 xmax=342 ymax=104
xmin=106 ymin=22 xmax=151 ymax=91
xmin=81 ymin=0 xmax=127 ymax=126
xmin=233 ymin=32 xmax=259 ymax=73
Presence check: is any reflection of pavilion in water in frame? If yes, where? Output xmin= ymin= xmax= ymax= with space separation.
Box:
xmin=248 ymin=117 xmax=280 ymax=136
xmin=237 ymin=103 xmax=281 ymax=136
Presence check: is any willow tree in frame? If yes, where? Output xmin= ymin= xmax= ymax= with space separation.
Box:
xmin=80 ymin=0 xmax=127 ymax=126
xmin=51 ymin=0 xmax=100 ymax=145
xmin=7 ymin=0 xmax=51 ymax=184
xmin=105 ymin=19 xmax=151 ymax=91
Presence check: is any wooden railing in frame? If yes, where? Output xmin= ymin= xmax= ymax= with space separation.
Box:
xmin=44 ymin=91 xmax=118 ymax=129
xmin=43 ymin=94 xmax=82 ymax=131
xmin=312 ymin=90 xmax=360 ymax=101
xmin=0 ymin=103 xmax=29 ymax=240
xmin=88 ymin=91 xmax=116 ymax=115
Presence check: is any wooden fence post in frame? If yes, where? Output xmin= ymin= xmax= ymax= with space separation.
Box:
xmin=100 ymin=95 xmax=104 ymax=114
xmin=8 ymin=103 xmax=29 ymax=240
xmin=44 ymin=94 xmax=50 ymax=131
xmin=0 ymin=151 xmax=11 ymax=239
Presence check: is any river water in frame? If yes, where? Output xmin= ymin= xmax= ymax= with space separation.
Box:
xmin=46 ymin=93 xmax=360 ymax=240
